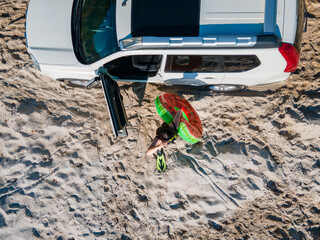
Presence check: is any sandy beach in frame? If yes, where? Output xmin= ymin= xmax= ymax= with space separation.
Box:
xmin=0 ymin=0 xmax=319 ymax=239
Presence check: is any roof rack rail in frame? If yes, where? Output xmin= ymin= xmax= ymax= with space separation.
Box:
xmin=120 ymin=35 xmax=282 ymax=50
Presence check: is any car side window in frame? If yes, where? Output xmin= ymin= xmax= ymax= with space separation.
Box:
xmin=165 ymin=55 xmax=221 ymax=72
xmin=224 ymin=55 xmax=261 ymax=72
xmin=165 ymin=55 xmax=260 ymax=73
xmin=104 ymin=55 xmax=162 ymax=79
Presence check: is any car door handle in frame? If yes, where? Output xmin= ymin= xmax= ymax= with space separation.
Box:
xmin=198 ymin=77 xmax=214 ymax=80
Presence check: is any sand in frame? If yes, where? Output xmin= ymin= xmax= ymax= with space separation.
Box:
xmin=0 ymin=0 xmax=319 ymax=239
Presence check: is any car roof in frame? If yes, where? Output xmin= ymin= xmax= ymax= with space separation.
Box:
xmin=117 ymin=0 xmax=272 ymax=40
xmin=116 ymin=0 xmax=298 ymax=51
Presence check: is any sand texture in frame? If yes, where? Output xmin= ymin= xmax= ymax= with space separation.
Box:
xmin=0 ymin=0 xmax=319 ymax=239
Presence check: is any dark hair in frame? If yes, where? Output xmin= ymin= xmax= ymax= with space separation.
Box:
xmin=156 ymin=123 xmax=176 ymax=141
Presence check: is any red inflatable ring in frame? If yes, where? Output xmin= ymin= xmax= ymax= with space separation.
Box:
xmin=155 ymin=93 xmax=203 ymax=143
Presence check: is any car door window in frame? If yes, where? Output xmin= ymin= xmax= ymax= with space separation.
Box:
xmin=165 ymin=55 xmax=260 ymax=73
xmin=165 ymin=55 xmax=222 ymax=72
xmin=105 ymin=55 xmax=162 ymax=79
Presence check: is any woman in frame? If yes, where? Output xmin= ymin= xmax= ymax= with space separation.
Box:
xmin=146 ymin=109 xmax=182 ymax=156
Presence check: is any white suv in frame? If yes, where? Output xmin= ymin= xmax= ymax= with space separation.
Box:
xmin=25 ymin=0 xmax=305 ymax=136
xmin=26 ymin=0 xmax=304 ymax=91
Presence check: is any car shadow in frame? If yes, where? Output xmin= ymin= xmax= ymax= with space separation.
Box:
xmin=119 ymin=82 xmax=284 ymax=106
xmin=156 ymin=84 xmax=280 ymax=98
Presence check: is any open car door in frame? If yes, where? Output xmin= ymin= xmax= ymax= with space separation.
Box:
xmin=99 ymin=72 xmax=128 ymax=137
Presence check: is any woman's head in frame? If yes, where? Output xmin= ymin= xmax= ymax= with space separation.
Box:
xmin=156 ymin=123 xmax=176 ymax=141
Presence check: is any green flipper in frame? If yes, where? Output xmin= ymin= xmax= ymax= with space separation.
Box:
xmin=156 ymin=149 xmax=166 ymax=172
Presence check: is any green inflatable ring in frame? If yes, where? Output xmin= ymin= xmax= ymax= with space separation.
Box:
xmin=155 ymin=93 xmax=203 ymax=144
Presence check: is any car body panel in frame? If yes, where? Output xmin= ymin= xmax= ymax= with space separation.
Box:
xmin=116 ymin=0 xmax=132 ymax=41
xmin=200 ymin=0 xmax=265 ymax=36
xmin=40 ymin=63 xmax=95 ymax=81
xmin=223 ymin=48 xmax=289 ymax=86
xmin=200 ymin=0 xmax=265 ymax=25
xmin=26 ymin=0 xmax=78 ymax=65
xmin=281 ymin=0 xmax=298 ymax=44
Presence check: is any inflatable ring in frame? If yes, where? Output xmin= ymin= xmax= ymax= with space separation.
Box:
xmin=155 ymin=93 xmax=203 ymax=144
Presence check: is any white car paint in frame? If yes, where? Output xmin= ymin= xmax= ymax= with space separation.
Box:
xmin=116 ymin=0 xmax=132 ymax=41
xmin=200 ymin=0 xmax=265 ymax=25
xmin=25 ymin=0 xmax=300 ymax=88
xmin=26 ymin=0 xmax=79 ymax=65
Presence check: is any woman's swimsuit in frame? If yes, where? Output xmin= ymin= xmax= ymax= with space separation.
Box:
xmin=168 ymin=122 xmax=178 ymax=144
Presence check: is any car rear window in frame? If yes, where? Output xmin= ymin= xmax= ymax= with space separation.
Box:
xmin=131 ymin=0 xmax=200 ymax=37
xmin=165 ymin=55 xmax=261 ymax=73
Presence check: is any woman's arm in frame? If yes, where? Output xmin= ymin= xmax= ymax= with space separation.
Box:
xmin=170 ymin=109 xmax=182 ymax=130
xmin=146 ymin=137 xmax=168 ymax=156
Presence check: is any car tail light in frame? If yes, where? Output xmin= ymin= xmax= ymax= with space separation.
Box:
xmin=278 ymin=43 xmax=300 ymax=72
